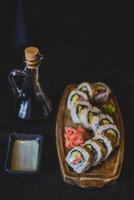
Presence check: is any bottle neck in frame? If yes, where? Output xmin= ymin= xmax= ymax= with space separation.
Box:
xmin=25 ymin=66 xmax=39 ymax=84
xmin=24 ymin=53 xmax=43 ymax=85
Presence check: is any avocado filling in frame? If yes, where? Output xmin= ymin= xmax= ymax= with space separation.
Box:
xmin=100 ymin=119 xmax=111 ymax=125
xmin=104 ymin=128 xmax=118 ymax=145
xmin=87 ymin=112 xmax=99 ymax=125
xmin=71 ymin=94 xmax=83 ymax=104
xmin=80 ymin=86 xmax=91 ymax=97
xmin=80 ymin=86 xmax=87 ymax=92
xmin=77 ymin=105 xmax=88 ymax=115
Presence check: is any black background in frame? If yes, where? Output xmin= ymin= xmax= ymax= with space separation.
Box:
xmin=0 ymin=2 xmax=134 ymax=199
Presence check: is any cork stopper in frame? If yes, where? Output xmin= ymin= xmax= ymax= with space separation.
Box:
xmin=24 ymin=47 xmax=40 ymax=68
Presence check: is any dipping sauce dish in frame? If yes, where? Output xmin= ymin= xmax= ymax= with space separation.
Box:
xmin=5 ymin=133 xmax=44 ymax=174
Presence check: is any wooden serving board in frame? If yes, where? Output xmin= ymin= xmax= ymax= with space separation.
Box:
xmin=56 ymin=84 xmax=125 ymax=188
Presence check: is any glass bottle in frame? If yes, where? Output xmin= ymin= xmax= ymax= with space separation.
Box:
xmin=8 ymin=47 xmax=52 ymax=121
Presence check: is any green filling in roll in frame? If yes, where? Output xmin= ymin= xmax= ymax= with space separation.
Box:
xmin=87 ymin=112 xmax=99 ymax=124
xmin=77 ymin=105 xmax=88 ymax=115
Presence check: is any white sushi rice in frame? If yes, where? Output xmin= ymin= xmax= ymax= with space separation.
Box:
xmin=67 ymin=90 xmax=88 ymax=110
xmin=83 ymin=140 xmax=102 ymax=166
xmin=93 ymin=82 xmax=111 ymax=103
xmin=65 ymin=146 xmax=91 ymax=174
xmin=70 ymin=101 xmax=91 ymax=123
xmin=77 ymin=82 xmax=93 ymax=99
xmin=93 ymin=135 xmax=113 ymax=160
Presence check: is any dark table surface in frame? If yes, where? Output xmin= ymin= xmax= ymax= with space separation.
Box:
xmin=0 ymin=48 xmax=134 ymax=200
xmin=0 ymin=3 xmax=134 ymax=200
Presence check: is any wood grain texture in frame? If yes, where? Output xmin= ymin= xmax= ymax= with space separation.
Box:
xmin=56 ymin=84 xmax=125 ymax=188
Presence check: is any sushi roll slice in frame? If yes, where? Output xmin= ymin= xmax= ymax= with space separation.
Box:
xmin=93 ymin=134 xmax=113 ymax=160
xmin=91 ymin=138 xmax=107 ymax=162
xmin=96 ymin=124 xmax=120 ymax=147
xmin=92 ymin=114 xmax=114 ymax=132
xmin=98 ymin=114 xmax=114 ymax=126
xmin=83 ymin=143 xmax=96 ymax=166
xmin=93 ymin=82 xmax=111 ymax=103
xmin=79 ymin=107 xmax=101 ymax=131
xmin=77 ymin=82 xmax=93 ymax=99
xmin=70 ymin=101 xmax=91 ymax=123
xmin=65 ymin=146 xmax=91 ymax=174
xmin=67 ymin=90 xmax=88 ymax=110
xmin=78 ymin=108 xmax=90 ymax=129
xmin=83 ymin=140 xmax=103 ymax=166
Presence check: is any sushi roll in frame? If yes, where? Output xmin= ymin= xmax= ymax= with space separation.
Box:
xmin=78 ymin=108 xmax=89 ymax=129
xmin=93 ymin=82 xmax=111 ymax=103
xmin=96 ymin=124 xmax=120 ymax=147
xmin=83 ymin=143 xmax=96 ymax=166
xmin=79 ymin=107 xmax=101 ymax=131
xmin=77 ymin=82 xmax=93 ymax=99
xmin=65 ymin=146 xmax=91 ymax=174
xmin=70 ymin=101 xmax=91 ymax=123
xmin=67 ymin=90 xmax=88 ymax=110
xmin=92 ymin=114 xmax=114 ymax=132
xmin=83 ymin=140 xmax=103 ymax=166
xmin=93 ymin=134 xmax=113 ymax=160
xmin=91 ymin=138 xmax=107 ymax=162
xmin=98 ymin=114 xmax=114 ymax=126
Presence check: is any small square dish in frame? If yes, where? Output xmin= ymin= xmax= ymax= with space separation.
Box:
xmin=5 ymin=132 xmax=44 ymax=174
